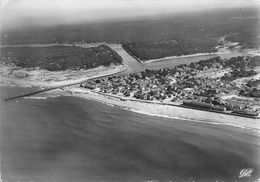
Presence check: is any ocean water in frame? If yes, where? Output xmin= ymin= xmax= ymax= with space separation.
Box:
xmin=1 ymin=86 xmax=260 ymax=182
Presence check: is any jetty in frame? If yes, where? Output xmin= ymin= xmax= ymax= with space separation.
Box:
xmin=4 ymin=68 xmax=127 ymax=102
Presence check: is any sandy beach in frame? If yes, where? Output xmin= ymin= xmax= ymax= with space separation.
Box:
xmin=144 ymin=50 xmax=247 ymax=64
xmin=1 ymin=65 xmax=127 ymax=88
xmin=62 ymin=88 xmax=260 ymax=134
xmin=145 ymin=52 xmax=220 ymax=64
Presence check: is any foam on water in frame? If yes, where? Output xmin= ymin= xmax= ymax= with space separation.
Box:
xmin=24 ymin=96 xmax=47 ymax=100
xmin=32 ymin=90 xmax=260 ymax=135
xmin=128 ymin=108 xmax=260 ymax=135
xmin=1 ymin=85 xmax=260 ymax=182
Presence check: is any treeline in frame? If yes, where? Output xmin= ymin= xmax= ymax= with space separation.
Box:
xmin=122 ymin=40 xmax=217 ymax=61
xmin=240 ymin=88 xmax=260 ymax=98
xmin=2 ymin=7 xmax=258 ymax=49
xmin=0 ymin=45 xmax=123 ymax=71
xmin=221 ymin=56 xmax=259 ymax=81
xmin=239 ymin=79 xmax=260 ymax=98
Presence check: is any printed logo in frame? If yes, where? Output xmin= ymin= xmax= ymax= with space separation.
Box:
xmin=239 ymin=168 xmax=254 ymax=178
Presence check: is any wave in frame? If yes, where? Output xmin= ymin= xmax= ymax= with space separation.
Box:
xmin=0 ymin=82 xmax=16 ymax=87
xmin=67 ymin=92 xmax=260 ymax=135
xmin=47 ymin=94 xmax=61 ymax=98
xmin=24 ymin=96 xmax=47 ymax=100
xmin=24 ymin=93 xmax=62 ymax=100
xmin=1 ymin=81 xmax=33 ymax=88
xmin=128 ymin=108 xmax=260 ymax=135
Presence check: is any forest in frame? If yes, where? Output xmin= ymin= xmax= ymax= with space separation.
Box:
xmin=122 ymin=40 xmax=217 ymax=61
xmin=0 ymin=45 xmax=123 ymax=71
xmin=1 ymin=7 xmax=258 ymax=61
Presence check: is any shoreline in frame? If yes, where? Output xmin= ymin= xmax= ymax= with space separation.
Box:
xmin=1 ymin=65 xmax=127 ymax=88
xmin=144 ymin=50 xmax=244 ymax=64
xmin=0 ymin=42 xmax=107 ymax=48
xmin=62 ymin=88 xmax=260 ymax=134
xmin=145 ymin=52 xmax=219 ymax=64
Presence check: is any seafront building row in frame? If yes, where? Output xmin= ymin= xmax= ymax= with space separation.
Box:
xmin=80 ymin=56 xmax=260 ymax=117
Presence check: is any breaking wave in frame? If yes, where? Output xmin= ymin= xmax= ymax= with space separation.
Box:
xmin=24 ymin=96 xmax=47 ymax=100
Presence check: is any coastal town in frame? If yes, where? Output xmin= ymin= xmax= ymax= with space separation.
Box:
xmin=2 ymin=2 xmax=260 ymax=182
xmin=79 ymin=56 xmax=260 ymax=118
xmin=1 ymin=42 xmax=259 ymax=118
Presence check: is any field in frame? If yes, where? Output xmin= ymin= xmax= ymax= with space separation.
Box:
xmin=0 ymin=45 xmax=123 ymax=71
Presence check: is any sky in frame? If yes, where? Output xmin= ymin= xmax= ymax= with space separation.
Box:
xmin=0 ymin=0 xmax=258 ymax=30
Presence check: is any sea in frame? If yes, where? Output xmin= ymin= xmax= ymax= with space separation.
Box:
xmin=1 ymin=85 xmax=260 ymax=182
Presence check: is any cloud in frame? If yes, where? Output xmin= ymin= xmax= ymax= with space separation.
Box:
xmin=0 ymin=0 xmax=11 ymax=9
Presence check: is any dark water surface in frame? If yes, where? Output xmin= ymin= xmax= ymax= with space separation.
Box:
xmin=1 ymin=86 xmax=260 ymax=182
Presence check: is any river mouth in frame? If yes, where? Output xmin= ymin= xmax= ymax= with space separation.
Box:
xmin=0 ymin=43 xmax=246 ymax=74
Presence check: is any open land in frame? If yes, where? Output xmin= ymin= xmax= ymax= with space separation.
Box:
xmin=1 ymin=64 xmax=127 ymax=88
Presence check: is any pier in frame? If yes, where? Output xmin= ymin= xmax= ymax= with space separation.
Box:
xmin=4 ymin=87 xmax=59 ymax=102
